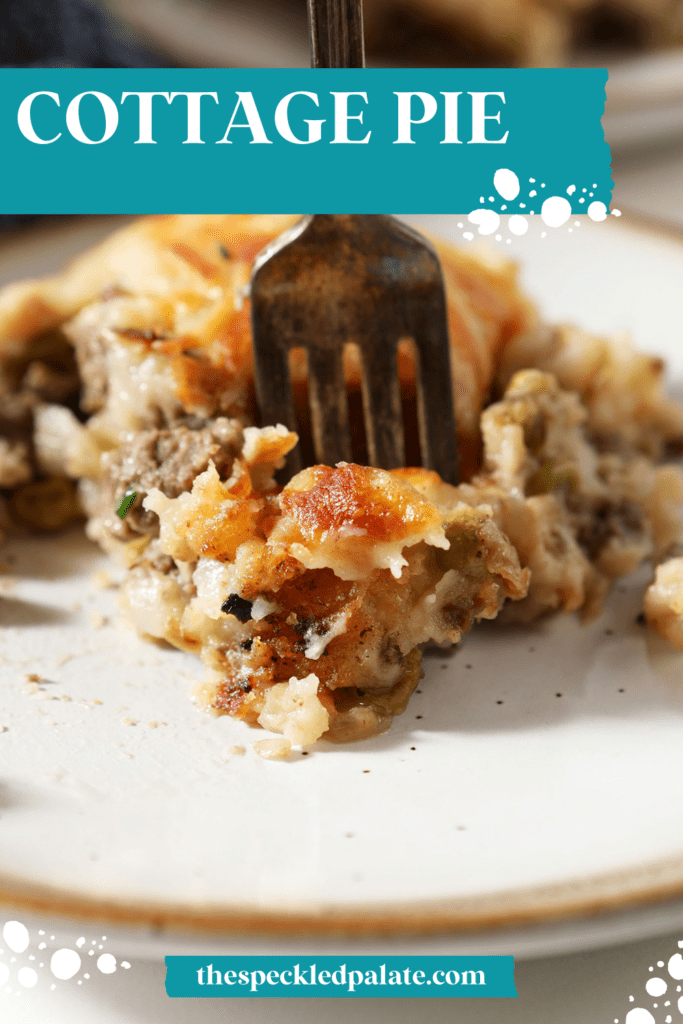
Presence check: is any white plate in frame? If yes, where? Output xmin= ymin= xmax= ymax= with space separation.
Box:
xmin=1 ymin=214 xmax=683 ymax=958
xmin=102 ymin=0 xmax=683 ymax=151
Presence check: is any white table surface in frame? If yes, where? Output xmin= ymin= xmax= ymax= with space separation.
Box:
xmin=4 ymin=144 xmax=683 ymax=1024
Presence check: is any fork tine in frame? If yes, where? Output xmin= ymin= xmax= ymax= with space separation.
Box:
xmin=411 ymin=292 xmax=459 ymax=486
xmin=359 ymin=339 xmax=406 ymax=470
xmin=250 ymin=312 xmax=304 ymax=478
xmin=307 ymin=346 xmax=354 ymax=465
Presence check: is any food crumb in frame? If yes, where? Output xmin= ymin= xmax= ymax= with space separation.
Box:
xmin=465 ymin=664 xmax=472 ymax=669
xmin=635 ymin=612 xmax=646 ymax=626
xmin=54 ymin=654 xmax=73 ymax=667
xmin=122 ymin=717 xmax=138 ymax=726
xmin=60 ymin=694 xmax=72 ymax=702
xmin=410 ymin=746 xmax=416 ymax=751
xmin=253 ymin=738 xmax=291 ymax=759
xmin=90 ymin=611 xmax=108 ymax=629
xmin=226 ymin=745 xmax=245 ymax=755
xmin=0 ymin=725 xmax=8 ymax=733
xmin=604 ymin=628 xmax=614 ymax=636
xmin=92 ymin=570 xmax=115 ymax=589
xmin=148 ymin=720 xmax=159 ymax=729
xmin=24 ymin=673 xmax=41 ymax=683
xmin=496 ymin=700 xmax=503 ymax=705
xmin=345 ymin=833 xmax=354 ymax=838
xmin=34 ymin=691 xmax=56 ymax=701
xmin=22 ymin=682 xmax=40 ymax=695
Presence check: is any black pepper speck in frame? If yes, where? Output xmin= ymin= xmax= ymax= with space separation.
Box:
xmin=221 ymin=594 xmax=253 ymax=622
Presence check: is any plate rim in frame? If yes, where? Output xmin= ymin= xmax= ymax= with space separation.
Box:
xmin=3 ymin=848 xmax=683 ymax=938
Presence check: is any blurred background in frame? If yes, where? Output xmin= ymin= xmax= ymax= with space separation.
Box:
xmin=2 ymin=0 xmax=683 ymax=225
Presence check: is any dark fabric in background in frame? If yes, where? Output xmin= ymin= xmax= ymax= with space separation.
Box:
xmin=1 ymin=0 xmax=170 ymax=228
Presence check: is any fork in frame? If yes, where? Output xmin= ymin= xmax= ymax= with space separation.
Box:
xmin=249 ymin=1 xmax=458 ymax=485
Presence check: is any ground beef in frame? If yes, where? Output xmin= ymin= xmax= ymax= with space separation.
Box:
xmin=98 ymin=417 xmax=245 ymax=541
xmin=20 ymin=359 xmax=81 ymax=405
xmin=567 ymin=494 xmax=646 ymax=562
xmin=66 ymin=311 xmax=109 ymax=413
xmin=0 ymin=439 xmax=32 ymax=488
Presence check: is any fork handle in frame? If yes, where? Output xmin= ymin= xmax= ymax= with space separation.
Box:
xmin=307 ymin=0 xmax=366 ymax=68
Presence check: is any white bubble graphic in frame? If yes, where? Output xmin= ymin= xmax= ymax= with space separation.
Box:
xmin=76 ymin=937 xmax=85 ymax=948
xmin=541 ymin=197 xmax=572 ymax=228
xmin=462 ymin=232 xmax=474 ymax=241
xmin=97 ymin=954 xmax=117 ymax=974
xmin=646 ymin=977 xmax=667 ymax=997
xmin=567 ymin=184 xmax=576 ymax=195
xmin=468 ymin=209 xmax=500 ymax=235
xmin=18 ymin=967 xmax=37 ymax=988
xmin=509 ymin=215 xmax=528 ymax=236
xmin=679 ymin=996 xmax=683 ymax=1013
xmin=668 ymin=953 xmax=683 ymax=979
xmin=493 ymin=169 xmax=520 ymax=201
xmin=122 ymin=962 xmax=131 ymax=969
xmin=626 ymin=1009 xmax=655 ymax=1024
xmin=588 ymin=201 xmax=608 ymax=221
xmin=3 ymin=922 xmax=29 ymax=953
xmin=51 ymin=948 xmax=81 ymax=980
xmin=0 ymin=964 xmax=8 ymax=986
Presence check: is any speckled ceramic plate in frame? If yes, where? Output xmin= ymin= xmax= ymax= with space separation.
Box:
xmin=1 ymin=214 xmax=683 ymax=957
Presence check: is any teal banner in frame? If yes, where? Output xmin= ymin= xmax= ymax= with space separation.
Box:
xmin=164 ymin=955 xmax=517 ymax=998
xmin=0 ymin=68 xmax=610 ymax=213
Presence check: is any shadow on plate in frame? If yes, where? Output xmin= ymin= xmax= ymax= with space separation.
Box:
xmin=0 ymin=595 xmax=72 ymax=627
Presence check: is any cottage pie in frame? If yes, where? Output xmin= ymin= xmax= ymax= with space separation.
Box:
xmin=1 ymin=214 xmax=683 ymax=751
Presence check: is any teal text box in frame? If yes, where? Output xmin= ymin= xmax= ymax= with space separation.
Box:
xmin=165 ymin=955 xmax=517 ymax=997
xmin=0 ymin=68 xmax=610 ymax=214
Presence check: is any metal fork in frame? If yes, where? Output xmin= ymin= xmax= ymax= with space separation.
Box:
xmin=249 ymin=1 xmax=458 ymax=485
